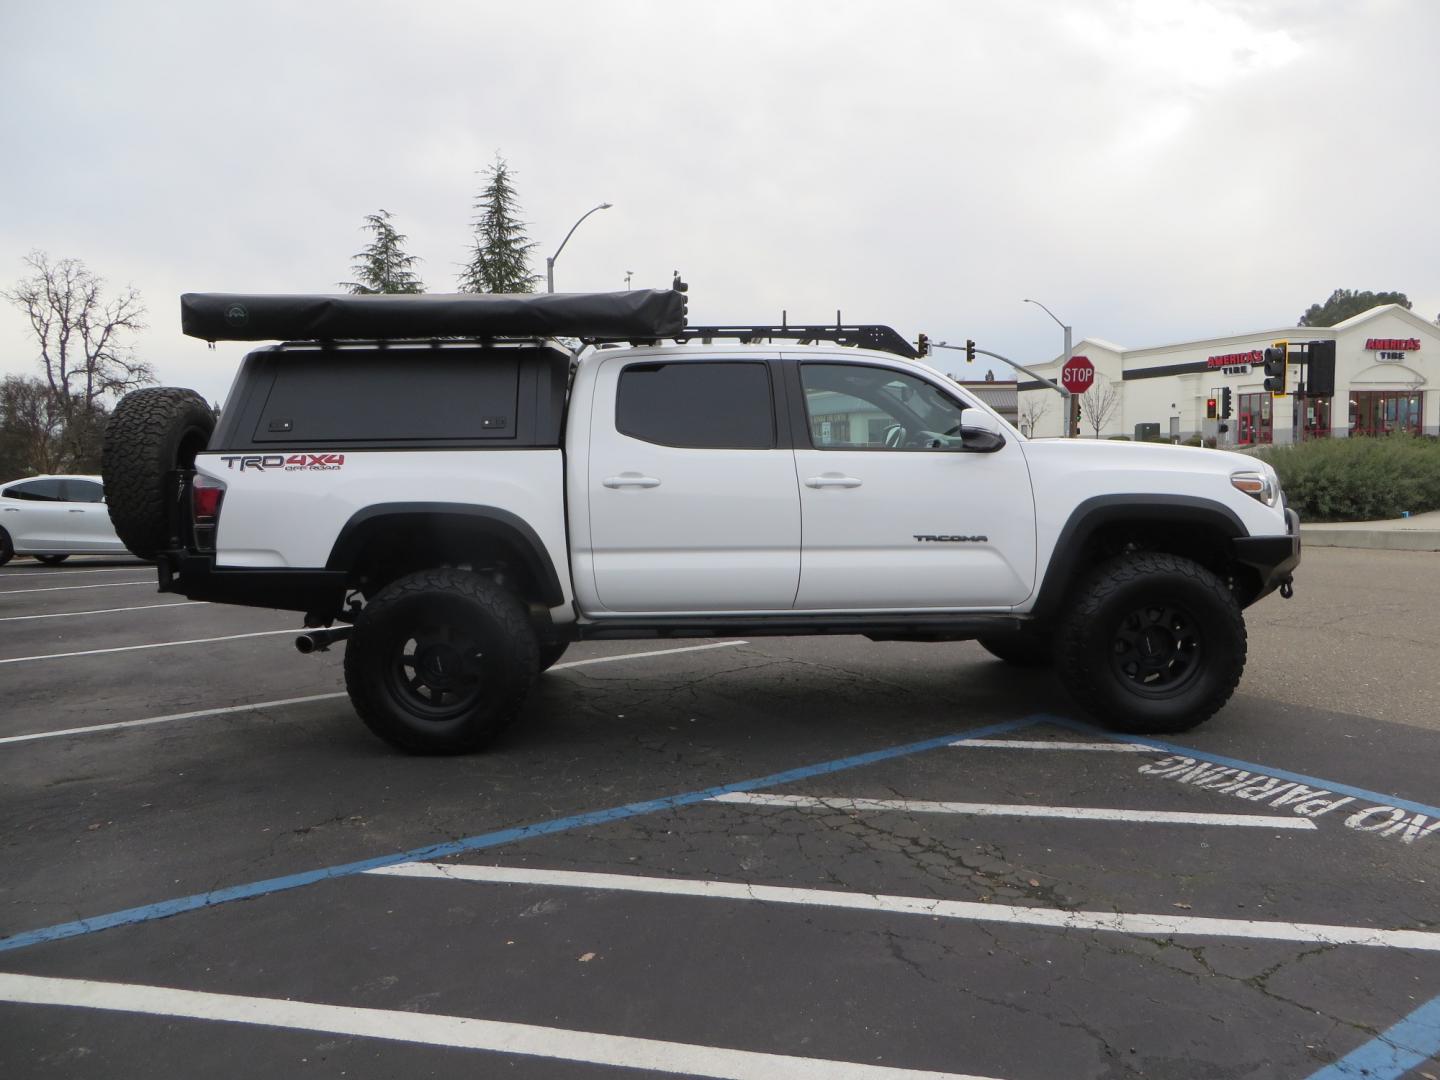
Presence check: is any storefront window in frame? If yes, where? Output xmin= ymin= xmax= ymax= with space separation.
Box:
xmin=1238 ymin=392 xmax=1272 ymax=446
xmin=1349 ymin=391 xmax=1423 ymax=437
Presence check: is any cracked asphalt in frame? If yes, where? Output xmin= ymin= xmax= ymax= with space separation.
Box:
xmin=1 ymin=550 xmax=1438 ymax=1079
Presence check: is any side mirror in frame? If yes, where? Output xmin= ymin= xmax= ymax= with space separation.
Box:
xmin=959 ymin=408 xmax=1005 ymax=453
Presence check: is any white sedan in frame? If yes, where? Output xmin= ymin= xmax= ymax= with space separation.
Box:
xmin=0 ymin=474 xmax=133 ymax=566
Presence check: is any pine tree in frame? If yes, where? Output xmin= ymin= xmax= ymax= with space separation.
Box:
xmin=340 ymin=210 xmax=425 ymax=295
xmin=458 ymin=155 xmax=538 ymax=293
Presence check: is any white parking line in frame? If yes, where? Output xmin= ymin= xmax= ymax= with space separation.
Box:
xmin=0 ymin=566 xmax=149 ymax=578
xmin=708 ymin=792 xmax=1316 ymax=829
xmin=0 ymin=693 xmax=349 ymax=746
xmin=0 ymin=640 xmax=751 ymax=745
xmin=0 ymin=580 xmax=153 ymax=596
xmin=369 ymin=863 xmax=1440 ymax=952
xmin=0 ymin=601 xmax=206 ymax=624
xmin=952 ymin=738 xmax=1153 ymax=752
xmin=0 ymin=973 xmax=999 ymax=1080
xmin=0 ymin=628 xmax=299 ymax=666
xmin=551 ymin=640 xmax=748 ymax=670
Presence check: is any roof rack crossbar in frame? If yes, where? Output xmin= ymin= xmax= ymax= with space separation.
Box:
xmin=589 ymin=324 xmax=919 ymax=360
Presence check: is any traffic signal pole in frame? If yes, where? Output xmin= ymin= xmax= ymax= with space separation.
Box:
xmin=929 ymin=341 xmax=1075 ymax=437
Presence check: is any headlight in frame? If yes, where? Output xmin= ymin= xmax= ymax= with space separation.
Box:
xmin=1231 ymin=470 xmax=1279 ymax=507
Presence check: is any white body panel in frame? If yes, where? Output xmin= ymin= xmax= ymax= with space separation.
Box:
xmin=197 ymin=342 xmax=1290 ymax=627
xmin=198 ymin=450 xmax=575 ymax=620
xmin=792 ymin=443 xmax=1036 ymax=609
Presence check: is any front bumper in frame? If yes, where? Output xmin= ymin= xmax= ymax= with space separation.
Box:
xmin=159 ymin=552 xmax=348 ymax=621
xmin=1231 ymin=507 xmax=1301 ymax=603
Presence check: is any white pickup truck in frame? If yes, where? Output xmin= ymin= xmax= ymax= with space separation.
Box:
xmin=102 ymin=290 xmax=1299 ymax=753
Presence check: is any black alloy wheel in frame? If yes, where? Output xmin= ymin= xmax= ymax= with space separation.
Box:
xmin=344 ymin=568 xmax=538 ymax=754
xmin=1108 ymin=602 xmax=1202 ymax=695
xmin=1057 ymin=552 xmax=1245 ymax=734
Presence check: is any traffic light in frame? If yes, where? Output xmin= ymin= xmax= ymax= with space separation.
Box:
xmin=916 ymin=333 xmax=930 ymax=357
xmin=1221 ymin=387 xmax=1232 ymax=419
xmin=1263 ymin=340 xmax=1288 ymax=396
xmin=1307 ymin=340 xmax=1336 ymax=397
xmin=965 ymin=339 xmax=976 ymax=363
xmin=1206 ymin=397 xmax=1218 ymax=419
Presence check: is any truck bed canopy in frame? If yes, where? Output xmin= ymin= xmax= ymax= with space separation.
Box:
xmin=180 ymin=289 xmax=687 ymax=343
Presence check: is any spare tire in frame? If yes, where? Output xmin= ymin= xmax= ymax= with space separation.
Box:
xmin=102 ymin=387 xmax=215 ymax=558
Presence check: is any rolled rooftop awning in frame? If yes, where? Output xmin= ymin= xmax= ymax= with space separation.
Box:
xmin=180 ymin=289 xmax=687 ymax=343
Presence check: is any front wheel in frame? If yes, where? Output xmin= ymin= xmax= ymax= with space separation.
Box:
xmin=343 ymin=569 xmax=539 ymax=754
xmin=1056 ymin=553 xmax=1245 ymax=734
xmin=0 ymin=528 xmax=12 ymax=568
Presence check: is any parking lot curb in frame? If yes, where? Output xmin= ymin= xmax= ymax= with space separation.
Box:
xmin=1300 ymin=527 xmax=1440 ymax=551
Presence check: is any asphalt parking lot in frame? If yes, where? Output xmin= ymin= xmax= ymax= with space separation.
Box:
xmin=2 ymin=551 xmax=1438 ymax=1079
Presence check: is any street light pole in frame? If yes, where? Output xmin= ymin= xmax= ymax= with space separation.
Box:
xmin=1024 ymin=298 xmax=1075 ymax=437
xmin=545 ymin=202 xmax=613 ymax=293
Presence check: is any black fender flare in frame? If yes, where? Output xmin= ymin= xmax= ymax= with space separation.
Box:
xmin=1029 ymin=494 xmax=1246 ymax=621
xmin=327 ymin=503 xmax=565 ymax=607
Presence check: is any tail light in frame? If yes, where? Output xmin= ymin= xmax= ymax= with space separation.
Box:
xmin=191 ymin=474 xmax=226 ymax=550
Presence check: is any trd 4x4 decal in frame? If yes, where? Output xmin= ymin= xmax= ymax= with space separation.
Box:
xmin=219 ymin=454 xmax=346 ymax=472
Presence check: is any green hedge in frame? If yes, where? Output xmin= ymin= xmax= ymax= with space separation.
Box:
xmin=1254 ymin=434 xmax=1440 ymax=521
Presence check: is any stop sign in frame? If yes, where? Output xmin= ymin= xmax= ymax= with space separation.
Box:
xmin=1061 ymin=355 xmax=1095 ymax=394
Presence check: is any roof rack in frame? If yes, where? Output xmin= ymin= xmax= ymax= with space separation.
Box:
xmin=594 ymin=323 xmax=919 ymax=360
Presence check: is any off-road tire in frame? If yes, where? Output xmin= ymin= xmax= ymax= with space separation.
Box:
xmin=0 ymin=527 xmax=12 ymax=567
xmin=1056 ymin=553 xmax=1245 ymax=734
xmin=538 ymin=641 xmax=570 ymax=671
xmin=34 ymin=554 xmax=70 ymax=566
xmin=101 ymin=387 xmax=215 ymax=558
xmin=343 ymin=568 xmax=539 ymax=754
xmin=978 ymin=629 xmax=1054 ymax=668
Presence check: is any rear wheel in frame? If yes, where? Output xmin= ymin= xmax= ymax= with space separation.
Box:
xmin=1056 ymin=553 xmax=1245 ymax=734
xmin=0 ymin=528 xmax=12 ymax=567
xmin=343 ymin=568 xmax=538 ymax=754
xmin=102 ymin=387 xmax=215 ymax=558
xmin=34 ymin=554 xmax=70 ymax=566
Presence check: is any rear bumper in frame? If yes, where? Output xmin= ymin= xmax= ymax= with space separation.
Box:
xmin=159 ymin=552 xmax=348 ymax=621
xmin=1231 ymin=508 xmax=1301 ymax=603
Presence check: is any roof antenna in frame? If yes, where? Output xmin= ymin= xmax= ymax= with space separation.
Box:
xmin=836 ymin=310 xmax=842 ymax=330
xmin=672 ymin=271 xmax=688 ymax=293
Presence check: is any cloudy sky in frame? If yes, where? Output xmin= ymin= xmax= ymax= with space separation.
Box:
xmin=2 ymin=0 xmax=1436 ymax=402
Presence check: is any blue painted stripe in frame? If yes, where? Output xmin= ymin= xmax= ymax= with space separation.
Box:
xmin=1305 ymin=992 xmax=1440 ymax=1078
xmin=1037 ymin=714 xmax=1440 ymax=819
xmin=0 ymin=716 xmax=1036 ymax=954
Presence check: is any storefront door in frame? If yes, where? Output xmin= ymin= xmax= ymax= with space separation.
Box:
xmin=1298 ymin=396 xmax=1332 ymax=440
xmin=1238 ymin=392 xmax=1273 ymax=445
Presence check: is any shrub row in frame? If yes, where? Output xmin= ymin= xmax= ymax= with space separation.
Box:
xmin=1254 ymin=434 xmax=1440 ymax=521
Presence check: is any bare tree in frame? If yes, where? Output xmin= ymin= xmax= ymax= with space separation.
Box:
xmin=1017 ymin=395 xmax=1051 ymax=437
xmin=2 ymin=252 xmax=152 ymax=467
xmin=1079 ymin=375 xmax=1121 ymax=438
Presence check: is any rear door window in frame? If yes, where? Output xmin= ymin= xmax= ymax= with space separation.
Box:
xmin=63 ymin=479 xmax=105 ymax=503
xmin=616 ymin=362 xmax=775 ymax=449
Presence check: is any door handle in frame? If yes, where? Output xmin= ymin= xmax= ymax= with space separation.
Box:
xmin=804 ymin=475 xmax=863 ymax=489
xmin=68 ymin=508 xmax=87 ymax=513
xmin=603 ymin=473 xmax=661 ymax=489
